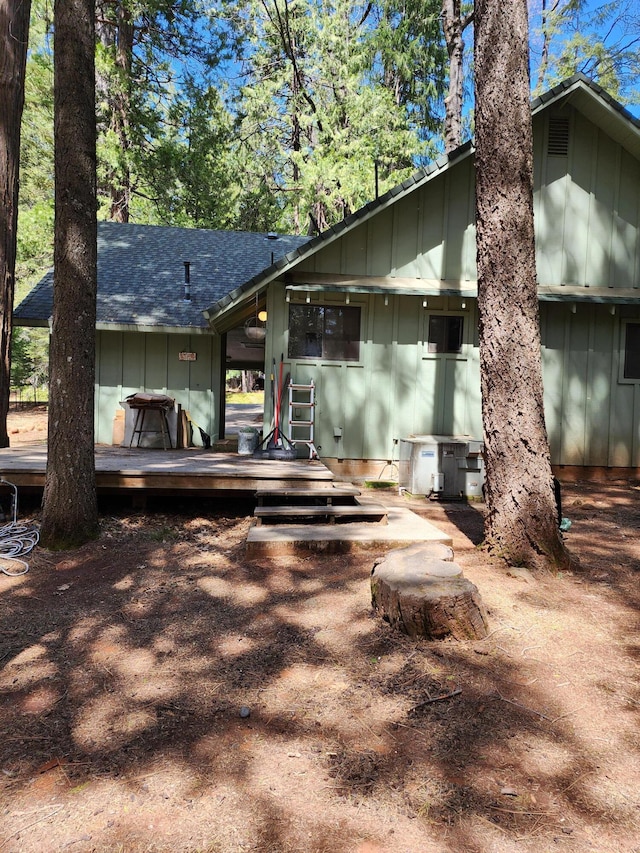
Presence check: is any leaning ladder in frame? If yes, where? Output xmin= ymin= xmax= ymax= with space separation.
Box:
xmin=288 ymin=380 xmax=319 ymax=459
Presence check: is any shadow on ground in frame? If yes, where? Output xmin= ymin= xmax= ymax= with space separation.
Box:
xmin=0 ymin=485 xmax=638 ymax=852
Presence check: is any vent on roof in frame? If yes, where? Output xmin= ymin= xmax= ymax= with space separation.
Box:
xmin=183 ymin=261 xmax=191 ymax=302
xmin=548 ymin=116 xmax=570 ymax=157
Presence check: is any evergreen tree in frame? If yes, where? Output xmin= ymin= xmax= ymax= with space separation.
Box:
xmin=95 ymin=0 xmax=232 ymax=223
xmin=229 ymin=0 xmax=442 ymax=234
xmin=474 ymin=0 xmax=570 ymax=570
xmin=533 ymin=0 xmax=640 ymax=100
xmin=0 ymin=0 xmax=32 ymax=446
xmin=136 ymin=80 xmax=239 ymax=228
xmin=16 ymin=7 xmax=55 ymax=292
xmin=41 ymin=0 xmax=99 ymax=548
xmin=441 ymin=0 xmax=474 ymax=152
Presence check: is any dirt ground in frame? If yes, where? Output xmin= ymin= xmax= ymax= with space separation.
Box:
xmin=0 ymin=407 xmax=639 ymax=852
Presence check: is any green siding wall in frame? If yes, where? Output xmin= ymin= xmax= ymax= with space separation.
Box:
xmin=90 ymin=99 xmax=640 ymax=470
xmin=266 ymin=286 xmax=640 ymax=468
xmin=541 ymin=303 xmax=640 ymax=467
xmin=95 ymin=330 xmax=221 ymax=444
xmin=266 ymin=285 xmax=482 ymax=462
xmin=274 ymin=103 xmax=640 ymax=467
xmin=533 ymin=106 xmax=640 ymax=289
xmin=295 ymin=105 xmax=640 ymax=296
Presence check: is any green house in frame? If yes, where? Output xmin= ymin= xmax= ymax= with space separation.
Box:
xmin=16 ymin=75 xmax=640 ymax=476
xmin=205 ymin=74 xmax=640 ymax=479
xmin=15 ymin=226 xmax=308 ymax=444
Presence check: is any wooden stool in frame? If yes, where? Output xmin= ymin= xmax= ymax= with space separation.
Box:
xmin=129 ymin=405 xmax=172 ymax=450
xmin=126 ymin=393 xmax=175 ymax=450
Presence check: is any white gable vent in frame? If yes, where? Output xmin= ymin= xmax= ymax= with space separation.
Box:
xmin=548 ymin=116 xmax=570 ymax=157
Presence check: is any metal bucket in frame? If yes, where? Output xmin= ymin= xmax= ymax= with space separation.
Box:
xmin=237 ymin=427 xmax=260 ymax=456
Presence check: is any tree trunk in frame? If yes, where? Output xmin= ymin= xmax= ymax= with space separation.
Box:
xmin=474 ymin=0 xmax=570 ymax=571
xmin=41 ymin=0 xmax=99 ymax=548
xmin=371 ymin=544 xmax=488 ymax=641
xmin=109 ymin=0 xmax=133 ymax=222
xmin=441 ymin=0 xmax=474 ymax=153
xmin=0 ymin=0 xmax=31 ymax=447
xmin=441 ymin=0 xmax=464 ymax=152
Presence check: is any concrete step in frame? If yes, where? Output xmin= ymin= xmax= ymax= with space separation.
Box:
xmin=255 ymin=484 xmax=361 ymax=505
xmin=245 ymin=503 xmax=453 ymax=557
xmin=254 ymin=503 xmax=388 ymax=525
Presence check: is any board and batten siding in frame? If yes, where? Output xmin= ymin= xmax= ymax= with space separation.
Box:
xmin=533 ymin=105 xmax=640 ymax=289
xmin=95 ymin=330 xmax=222 ymax=444
xmin=305 ymin=156 xmax=477 ymax=283
xmin=269 ymin=102 xmax=640 ymax=468
xmin=302 ymin=104 xmax=640 ymax=290
xmin=267 ymin=286 xmax=640 ymax=468
xmin=265 ymin=284 xmax=482 ymax=462
xmin=541 ymin=303 xmax=640 ymax=468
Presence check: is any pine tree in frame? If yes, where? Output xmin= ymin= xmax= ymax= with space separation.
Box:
xmin=230 ymin=0 xmax=440 ymax=234
xmin=533 ymin=0 xmax=640 ymax=100
xmin=40 ymin=0 xmax=99 ymax=548
xmin=474 ymin=0 xmax=570 ymax=570
xmin=0 ymin=0 xmax=32 ymax=446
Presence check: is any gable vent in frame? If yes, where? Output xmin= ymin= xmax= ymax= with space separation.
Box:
xmin=548 ymin=116 xmax=570 ymax=157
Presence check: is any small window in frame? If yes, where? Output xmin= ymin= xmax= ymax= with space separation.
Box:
xmin=623 ymin=321 xmax=640 ymax=379
xmin=288 ymin=304 xmax=360 ymax=361
xmin=427 ymin=315 xmax=463 ymax=353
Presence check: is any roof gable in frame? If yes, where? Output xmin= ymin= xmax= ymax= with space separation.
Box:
xmin=205 ymin=74 xmax=640 ymax=322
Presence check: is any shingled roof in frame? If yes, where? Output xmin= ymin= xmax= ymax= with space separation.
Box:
xmin=14 ymin=222 xmax=310 ymax=332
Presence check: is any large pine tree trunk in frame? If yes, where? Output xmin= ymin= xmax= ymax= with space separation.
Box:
xmin=474 ymin=0 xmax=569 ymax=571
xmin=441 ymin=0 xmax=464 ymax=153
xmin=41 ymin=0 xmax=99 ymax=547
xmin=109 ymin=0 xmax=133 ymax=222
xmin=0 ymin=0 xmax=31 ymax=447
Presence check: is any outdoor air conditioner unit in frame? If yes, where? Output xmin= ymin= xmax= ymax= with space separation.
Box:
xmin=398 ymin=435 xmax=484 ymax=500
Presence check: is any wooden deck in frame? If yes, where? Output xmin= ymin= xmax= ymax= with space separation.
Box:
xmin=0 ymin=446 xmax=334 ymax=494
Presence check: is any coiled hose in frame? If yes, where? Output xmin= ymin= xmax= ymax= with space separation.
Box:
xmin=0 ymin=479 xmax=39 ymax=577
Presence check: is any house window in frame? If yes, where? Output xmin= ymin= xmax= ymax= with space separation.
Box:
xmin=623 ymin=321 xmax=640 ymax=380
xmin=427 ymin=315 xmax=464 ymax=353
xmin=288 ymin=304 xmax=361 ymax=361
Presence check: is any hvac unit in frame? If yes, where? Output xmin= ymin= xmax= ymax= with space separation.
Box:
xmin=398 ymin=435 xmax=484 ymax=500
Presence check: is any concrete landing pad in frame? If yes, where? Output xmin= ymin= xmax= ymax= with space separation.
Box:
xmin=245 ymin=502 xmax=452 ymax=557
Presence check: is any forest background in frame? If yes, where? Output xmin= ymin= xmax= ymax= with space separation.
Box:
xmin=12 ymin=0 xmax=640 ymax=396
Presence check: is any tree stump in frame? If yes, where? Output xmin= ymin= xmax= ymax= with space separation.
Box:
xmin=371 ymin=544 xmax=488 ymax=640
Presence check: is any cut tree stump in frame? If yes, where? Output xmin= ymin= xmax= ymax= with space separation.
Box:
xmin=371 ymin=543 xmax=488 ymax=640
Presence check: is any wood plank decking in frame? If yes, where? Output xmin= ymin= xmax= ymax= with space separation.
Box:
xmin=0 ymin=444 xmax=452 ymax=555
xmin=0 ymin=446 xmax=334 ymax=494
